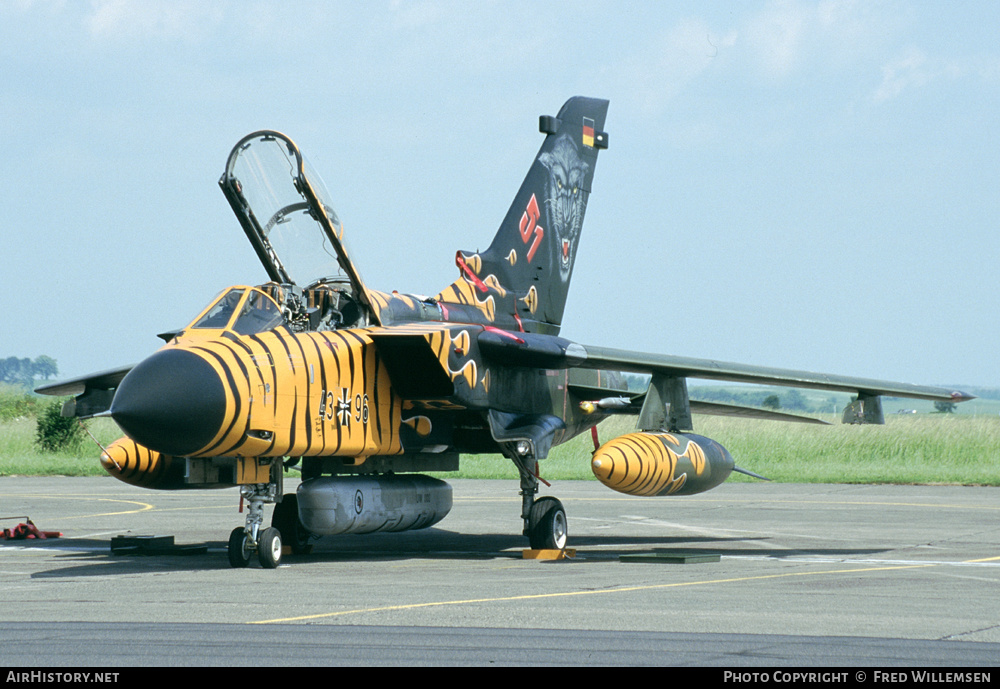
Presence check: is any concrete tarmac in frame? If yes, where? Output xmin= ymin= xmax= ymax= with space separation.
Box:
xmin=1 ymin=476 xmax=998 ymax=666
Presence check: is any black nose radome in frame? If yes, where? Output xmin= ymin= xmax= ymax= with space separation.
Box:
xmin=111 ymin=349 xmax=226 ymax=457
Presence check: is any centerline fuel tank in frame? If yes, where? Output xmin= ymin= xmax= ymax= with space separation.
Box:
xmin=296 ymin=474 xmax=452 ymax=536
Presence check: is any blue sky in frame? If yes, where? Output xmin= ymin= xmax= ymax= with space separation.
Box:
xmin=2 ymin=1 xmax=997 ymax=390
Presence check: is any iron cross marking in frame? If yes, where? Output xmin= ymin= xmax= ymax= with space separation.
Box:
xmin=336 ymin=388 xmax=351 ymax=428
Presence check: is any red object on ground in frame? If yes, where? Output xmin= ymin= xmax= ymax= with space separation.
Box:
xmin=1 ymin=520 xmax=61 ymax=540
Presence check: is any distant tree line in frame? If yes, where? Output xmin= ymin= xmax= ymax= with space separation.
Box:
xmin=0 ymin=356 xmax=88 ymax=451
xmin=961 ymin=386 xmax=1000 ymax=402
xmin=620 ymin=374 xmax=846 ymax=414
xmin=0 ymin=355 xmax=58 ymax=389
xmin=693 ymin=386 xmax=840 ymax=414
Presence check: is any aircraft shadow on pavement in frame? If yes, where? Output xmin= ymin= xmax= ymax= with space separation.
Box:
xmin=21 ymin=529 xmax=890 ymax=578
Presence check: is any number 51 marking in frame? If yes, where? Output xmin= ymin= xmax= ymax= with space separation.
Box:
xmin=519 ymin=194 xmax=544 ymax=263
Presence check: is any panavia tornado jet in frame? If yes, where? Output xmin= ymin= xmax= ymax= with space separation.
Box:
xmin=38 ymin=97 xmax=973 ymax=568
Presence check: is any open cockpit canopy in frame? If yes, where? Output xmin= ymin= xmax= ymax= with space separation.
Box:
xmin=219 ymin=131 xmax=378 ymax=326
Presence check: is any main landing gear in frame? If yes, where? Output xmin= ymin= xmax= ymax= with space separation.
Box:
xmin=509 ymin=445 xmax=568 ymax=550
xmin=271 ymin=492 xmax=312 ymax=555
xmin=528 ymin=495 xmax=568 ymax=550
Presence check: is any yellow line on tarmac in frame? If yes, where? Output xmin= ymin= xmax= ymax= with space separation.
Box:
xmin=534 ymin=496 xmax=1000 ymax=511
xmin=674 ymin=497 xmax=1000 ymax=511
xmin=60 ymin=501 xmax=155 ymax=518
xmin=250 ymin=563 xmax=934 ymax=624
xmin=7 ymin=493 xmax=154 ymax=519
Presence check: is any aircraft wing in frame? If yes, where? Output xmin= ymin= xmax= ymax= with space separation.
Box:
xmin=569 ymin=344 xmax=972 ymax=427
xmin=477 ymin=330 xmax=972 ymax=427
xmin=34 ymin=364 xmax=134 ymax=418
xmin=573 ymin=344 xmax=972 ymax=403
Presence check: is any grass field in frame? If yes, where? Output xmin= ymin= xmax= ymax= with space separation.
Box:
xmin=2 ymin=412 xmax=996 ymax=485
xmin=0 ymin=415 xmax=122 ymax=477
xmin=435 ymin=413 xmax=1000 ymax=485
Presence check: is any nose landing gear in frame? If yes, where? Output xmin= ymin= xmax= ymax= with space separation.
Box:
xmin=227 ymin=482 xmax=283 ymax=568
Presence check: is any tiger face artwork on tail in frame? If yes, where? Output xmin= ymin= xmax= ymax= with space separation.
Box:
xmin=539 ymin=134 xmax=590 ymax=282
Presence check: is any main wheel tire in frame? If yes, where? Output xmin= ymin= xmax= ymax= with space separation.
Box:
xmin=528 ymin=496 xmax=568 ymax=550
xmin=257 ymin=527 xmax=282 ymax=569
xmin=227 ymin=527 xmax=252 ymax=568
xmin=271 ymin=494 xmax=312 ymax=555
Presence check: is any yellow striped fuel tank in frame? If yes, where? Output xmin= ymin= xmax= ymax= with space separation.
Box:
xmin=100 ymin=437 xmax=267 ymax=489
xmin=591 ymin=432 xmax=734 ymax=496
xmin=100 ymin=437 xmax=179 ymax=489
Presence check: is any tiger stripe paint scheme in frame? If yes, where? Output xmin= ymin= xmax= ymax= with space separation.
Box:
xmin=590 ymin=432 xmax=735 ymax=497
xmin=100 ymin=436 xmax=271 ymax=489
xmin=103 ymin=298 xmax=608 ymax=488
xmin=115 ymin=315 xmax=509 ymax=463
xmin=37 ymin=96 xmax=973 ymax=567
xmin=100 ymin=437 xmax=175 ymax=489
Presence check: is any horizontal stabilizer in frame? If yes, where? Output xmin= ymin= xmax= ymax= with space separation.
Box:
xmin=567 ymin=384 xmax=639 ymax=407
xmin=35 ymin=365 xmax=133 ymax=397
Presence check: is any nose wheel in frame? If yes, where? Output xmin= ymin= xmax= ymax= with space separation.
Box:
xmin=227 ymin=526 xmax=253 ymax=567
xmin=257 ymin=527 xmax=282 ymax=568
xmin=228 ymin=483 xmax=282 ymax=568
xmin=227 ymin=526 xmax=283 ymax=568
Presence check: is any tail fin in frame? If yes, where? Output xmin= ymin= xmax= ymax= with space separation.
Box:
xmin=437 ymin=97 xmax=609 ymax=334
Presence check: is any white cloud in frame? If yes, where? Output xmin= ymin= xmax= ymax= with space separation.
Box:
xmin=742 ymin=0 xmax=808 ymax=78
xmin=620 ymin=17 xmax=737 ymax=116
xmin=873 ymin=48 xmax=969 ymax=102
xmin=874 ymin=49 xmax=930 ymax=101
xmin=85 ymin=0 xmax=225 ymax=42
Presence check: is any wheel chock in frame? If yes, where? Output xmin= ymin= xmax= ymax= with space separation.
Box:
xmin=522 ymin=548 xmax=576 ymax=560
